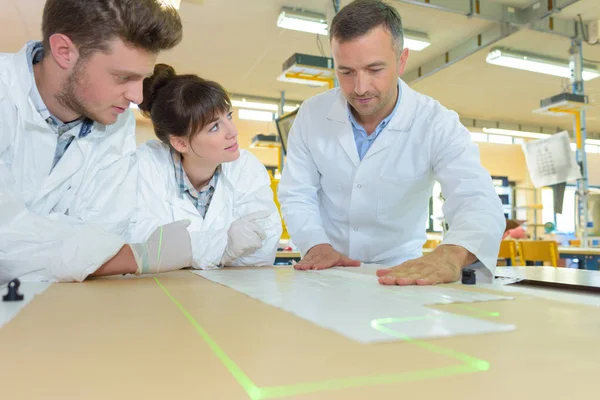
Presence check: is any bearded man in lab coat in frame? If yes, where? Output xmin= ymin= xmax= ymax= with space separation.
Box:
xmin=278 ymin=0 xmax=505 ymax=285
xmin=0 ymin=0 xmax=191 ymax=284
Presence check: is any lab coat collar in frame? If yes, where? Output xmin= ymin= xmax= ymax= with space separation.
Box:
xmin=12 ymin=43 xmax=48 ymax=130
xmin=11 ymin=42 xmax=117 ymax=140
xmin=326 ymin=78 xmax=418 ymax=132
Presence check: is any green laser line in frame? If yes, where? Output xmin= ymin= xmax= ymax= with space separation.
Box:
xmin=257 ymin=364 xmax=481 ymax=399
xmin=155 ymin=278 xmax=492 ymax=399
xmin=154 ymin=277 xmax=262 ymax=400
xmin=371 ymin=321 xmax=490 ymax=370
xmin=156 ymin=226 xmax=164 ymax=267
xmin=456 ymin=304 xmax=500 ymax=317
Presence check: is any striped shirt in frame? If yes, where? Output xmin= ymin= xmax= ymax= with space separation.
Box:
xmin=171 ymin=150 xmax=221 ymax=218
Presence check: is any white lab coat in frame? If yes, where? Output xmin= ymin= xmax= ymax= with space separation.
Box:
xmin=0 ymin=44 xmax=137 ymax=284
xmin=278 ymin=78 xmax=505 ymax=280
xmin=127 ymin=141 xmax=282 ymax=268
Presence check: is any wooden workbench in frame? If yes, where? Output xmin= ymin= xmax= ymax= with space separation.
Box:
xmin=1 ymin=269 xmax=599 ymax=399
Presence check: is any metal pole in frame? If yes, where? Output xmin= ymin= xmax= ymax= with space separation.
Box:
xmin=570 ymin=38 xmax=589 ymax=246
xmin=279 ymin=90 xmax=286 ymax=173
xmin=330 ymin=0 xmax=340 ymax=88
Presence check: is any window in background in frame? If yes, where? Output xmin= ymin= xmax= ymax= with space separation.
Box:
xmin=556 ymin=187 xmax=576 ymax=233
xmin=488 ymin=134 xmax=513 ymax=144
xmin=470 ymin=132 xmax=488 ymax=142
xmin=541 ymin=186 xmax=577 ymax=233
xmin=238 ymin=109 xmax=274 ymax=122
xmin=429 ymin=181 xmax=444 ymax=232
xmin=513 ymin=137 xmax=524 ymax=145
xmin=541 ymin=188 xmax=555 ymax=226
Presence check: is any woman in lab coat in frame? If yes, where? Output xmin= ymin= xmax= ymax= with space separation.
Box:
xmin=128 ymin=64 xmax=282 ymax=269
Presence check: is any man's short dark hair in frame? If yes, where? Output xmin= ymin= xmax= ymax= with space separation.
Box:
xmin=330 ymin=0 xmax=404 ymax=54
xmin=42 ymin=0 xmax=183 ymax=59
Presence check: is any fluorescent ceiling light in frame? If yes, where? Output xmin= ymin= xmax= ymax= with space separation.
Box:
xmin=232 ymin=100 xmax=299 ymax=113
xmin=277 ymin=7 xmax=327 ymax=36
xmin=483 ymin=127 xmax=550 ymax=139
xmin=238 ymin=109 xmax=274 ymax=122
xmin=404 ymin=29 xmax=431 ymax=51
xmin=158 ymin=0 xmax=181 ymax=9
xmin=486 ymin=47 xmax=600 ymax=81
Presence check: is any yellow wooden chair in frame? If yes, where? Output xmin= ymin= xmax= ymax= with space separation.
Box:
xmin=517 ymin=240 xmax=560 ymax=267
xmin=423 ymin=239 xmax=441 ymax=249
xmin=498 ymin=240 xmax=518 ymax=266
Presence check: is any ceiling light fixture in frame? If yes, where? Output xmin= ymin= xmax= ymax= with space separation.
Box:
xmin=276 ymin=8 xmax=430 ymax=51
xmin=486 ymin=47 xmax=600 ymax=81
xmin=277 ymin=7 xmax=327 ymax=36
xmin=404 ymin=29 xmax=431 ymax=51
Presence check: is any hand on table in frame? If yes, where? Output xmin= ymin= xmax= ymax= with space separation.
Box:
xmin=376 ymin=245 xmax=476 ymax=286
xmin=294 ymin=244 xmax=361 ymax=270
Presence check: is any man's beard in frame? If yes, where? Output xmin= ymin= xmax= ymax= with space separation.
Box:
xmin=55 ymin=61 xmax=96 ymax=122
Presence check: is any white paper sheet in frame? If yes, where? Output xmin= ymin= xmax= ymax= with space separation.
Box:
xmin=0 ymin=282 xmax=52 ymax=329
xmin=522 ymin=131 xmax=581 ymax=188
xmin=193 ymin=268 xmax=515 ymax=343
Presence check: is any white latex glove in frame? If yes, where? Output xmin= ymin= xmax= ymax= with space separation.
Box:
xmin=129 ymin=220 xmax=193 ymax=275
xmin=221 ymin=210 xmax=271 ymax=265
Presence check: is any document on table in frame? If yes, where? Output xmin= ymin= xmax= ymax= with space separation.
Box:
xmin=193 ymin=267 xmax=515 ymax=343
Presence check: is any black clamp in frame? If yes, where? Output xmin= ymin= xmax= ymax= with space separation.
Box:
xmin=461 ymin=268 xmax=476 ymax=285
xmin=3 ymin=278 xmax=24 ymax=302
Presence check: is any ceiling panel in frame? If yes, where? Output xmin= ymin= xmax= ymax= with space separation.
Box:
xmin=1 ymin=0 xmax=599 ymax=134
xmin=411 ymin=28 xmax=600 ymax=133
xmin=558 ymin=0 xmax=600 ymax=21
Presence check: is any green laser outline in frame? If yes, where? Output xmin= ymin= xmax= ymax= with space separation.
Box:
xmin=155 ymin=277 xmax=494 ymax=399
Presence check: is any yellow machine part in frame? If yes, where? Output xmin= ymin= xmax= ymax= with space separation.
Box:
xmin=269 ymin=171 xmax=289 ymax=240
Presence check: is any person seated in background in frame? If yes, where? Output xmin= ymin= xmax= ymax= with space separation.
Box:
xmin=503 ymin=219 xmax=527 ymax=240
xmin=127 ymin=64 xmax=282 ymax=268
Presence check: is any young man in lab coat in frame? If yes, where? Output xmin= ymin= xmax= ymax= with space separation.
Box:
xmin=0 ymin=0 xmax=191 ymax=284
xmin=278 ymin=0 xmax=505 ymax=285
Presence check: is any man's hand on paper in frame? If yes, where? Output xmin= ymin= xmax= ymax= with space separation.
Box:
xmin=376 ymin=245 xmax=476 ymax=285
xmin=294 ymin=244 xmax=361 ymax=270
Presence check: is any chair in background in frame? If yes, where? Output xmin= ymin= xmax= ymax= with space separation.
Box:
xmin=518 ymin=240 xmax=560 ymax=267
xmin=498 ymin=240 xmax=518 ymax=266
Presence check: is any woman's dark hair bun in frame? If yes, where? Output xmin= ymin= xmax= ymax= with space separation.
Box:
xmin=138 ymin=63 xmax=176 ymax=116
